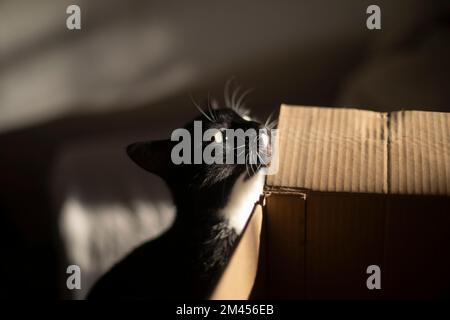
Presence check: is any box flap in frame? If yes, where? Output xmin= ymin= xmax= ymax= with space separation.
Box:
xmin=267 ymin=105 xmax=450 ymax=195
xmin=390 ymin=111 xmax=450 ymax=195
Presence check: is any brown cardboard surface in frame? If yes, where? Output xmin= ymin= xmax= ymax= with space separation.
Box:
xmin=268 ymin=105 xmax=450 ymax=195
xmin=264 ymin=193 xmax=306 ymax=299
xmin=306 ymin=192 xmax=385 ymax=299
xmin=264 ymin=105 xmax=450 ymax=298
xmin=383 ymin=195 xmax=450 ymax=298
xmin=390 ymin=111 xmax=450 ymax=195
xmin=267 ymin=105 xmax=388 ymax=193
xmin=213 ymin=105 xmax=450 ymax=299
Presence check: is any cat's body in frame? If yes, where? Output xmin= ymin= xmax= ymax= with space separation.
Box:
xmin=87 ymin=169 xmax=265 ymax=299
xmin=88 ymin=102 xmax=273 ymax=299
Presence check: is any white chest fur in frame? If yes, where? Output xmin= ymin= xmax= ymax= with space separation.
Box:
xmin=220 ymin=169 xmax=266 ymax=234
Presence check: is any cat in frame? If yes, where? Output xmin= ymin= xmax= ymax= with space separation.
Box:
xmin=87 ymin=92 xmax=275 ymax=299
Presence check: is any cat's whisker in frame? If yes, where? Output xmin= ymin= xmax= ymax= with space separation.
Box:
xmin=224 ymin=77 xmax=235 ymax=108
xmin=258 ymin=150 xmax=269 ymax=158
xmin=237 ymin=149 xmax=246 ymax=158
xmin=266 ymin=119 xmax=278 ymax=129
xmin=190 ymin=94 xmax=214 ymax=122
xmin=252 ymin=136 xmax=260 ymax=164
xmin=256 ymin=152 xmax=266 ymax=166
xmin=231 ymin=86 xmax=242 ymax=112
xmin=249 ymin=149 xmax=256 ymax=174
xmin=235 ymin=88 xmax=253 ymax=111
xmin=245 ymin=153 xmax=251 ymax=177
xmin=207 ymin=92 xmax=217 ymax=122
xmin=233 ymin=144 xmax=246 ymax=150
xmin=251 ymin=161 xmax=256 ymax=175
xmin=265 ymin=110 xmax=276 ymax=127
xmin=254 ymin=136 xmax=269 ymax=166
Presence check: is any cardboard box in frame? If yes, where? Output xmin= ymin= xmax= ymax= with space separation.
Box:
xmin=212 ymin=105 xmax=450 ymax=299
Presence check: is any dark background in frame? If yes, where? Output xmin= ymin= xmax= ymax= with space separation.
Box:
xmin=0 ymin=0 xmax=449 ymax=298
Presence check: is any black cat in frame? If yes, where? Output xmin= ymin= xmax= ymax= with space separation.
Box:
xmin=87 ymin=101 xmax=273 ymax=299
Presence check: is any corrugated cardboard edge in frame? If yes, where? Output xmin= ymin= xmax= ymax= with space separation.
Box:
xmin=209 ymin=204 xmax=263 ymax=300
xmin=268 ymin=105 xmax=388 ymax=193
xmin=269 ymin=104 xmax=450 ymax=195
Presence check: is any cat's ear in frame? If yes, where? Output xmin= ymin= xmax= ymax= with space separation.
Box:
xmin=126 ymin=139 xmax=172 ymax=178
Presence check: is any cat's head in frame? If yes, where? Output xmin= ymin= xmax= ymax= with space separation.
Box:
xmin=126 ymin=106 xmax=274 ymax=190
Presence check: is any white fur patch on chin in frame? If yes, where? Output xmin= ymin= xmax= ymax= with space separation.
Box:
xmin=220 ymin=169 xmax=266 ymax=234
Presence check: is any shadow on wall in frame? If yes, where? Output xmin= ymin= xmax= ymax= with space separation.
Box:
xmin=52 ymin=138 xmax=176 ymax=299
xmin=337 ymin=2 xmax=450 ymax=112
xmin=2 ymin=0 xmax=424 ymax=133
